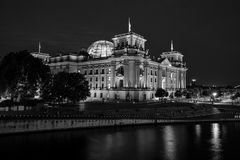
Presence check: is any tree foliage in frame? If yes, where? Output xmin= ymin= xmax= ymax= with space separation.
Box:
xmin=201 ymin=90 xmax=210 ymax=97
xmin=231 ymin=92 xmax=240 ymax=101
xmin=42 ymin=72 xmax=90 ymax=103
xmin=0 ymin=50 xmax=50 ymax=100
xmin=186 ymin=92 xmax=192 ymax=99
xmin=174 ymin=90 xmax=182 ymax=98
xmin=155 ymin=88 xmax=168 ymax=99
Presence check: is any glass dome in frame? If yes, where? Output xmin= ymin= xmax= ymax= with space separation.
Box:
xmin=88 ymin=40 xmax=114 ymax=58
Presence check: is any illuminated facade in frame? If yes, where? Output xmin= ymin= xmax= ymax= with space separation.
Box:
xmin=48 ymin=23 xmax=187 ymax=101
xmin=31 ymin=42 xmax=50 ymax=63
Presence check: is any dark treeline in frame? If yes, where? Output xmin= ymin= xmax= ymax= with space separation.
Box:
xmin=0 ymin=50 xmax=90 ymax=106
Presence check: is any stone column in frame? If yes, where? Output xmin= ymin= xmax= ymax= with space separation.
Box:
xmin=111 ymin=61 xmax=116 ymax=88
xmin=143 ymin=63 xmax=148 ymax=88
xmin=124 ymin=60 xmax=129 ymax=87
xmin=158 ymin=67 xmax=162 ymax=88
xmin=184 ymin=71 xmax=187 ymax=89
xmin=166 ymin=68 xmax=169 ymax=91
xmin=180 ymin=71 xmax=184 ymax=89
xmin=179 ymin=70 xmax=182 ymax=89
xmin=128 ymin=60 xmax=136 ymax=87
xmin=135 ymin=61 xmax=140 ymax=88
xmin=176 ymin=70 xmax=179 ymax=89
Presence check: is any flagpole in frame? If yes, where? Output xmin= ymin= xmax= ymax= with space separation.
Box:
xmin=128 ymin=17 xmax=131 ymax=32
xmin=38 ymin=42 xmax=41 ymax=53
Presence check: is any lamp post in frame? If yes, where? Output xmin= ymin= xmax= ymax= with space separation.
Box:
xmin=212 ymin=92 xmax=217 ymax=104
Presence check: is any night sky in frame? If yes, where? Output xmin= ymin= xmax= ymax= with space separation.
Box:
xmin=0 ymin=0 xmax=239 ymax=86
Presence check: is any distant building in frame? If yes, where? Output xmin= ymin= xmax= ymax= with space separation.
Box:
xmin=47 ymin=20 xmax=187 ymax=101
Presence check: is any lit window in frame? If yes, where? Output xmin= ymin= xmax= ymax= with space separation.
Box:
xmin=101 ymin=69 xmax=105 ymax=74
xmin=95 ymin=69 xmax=98 ymax=75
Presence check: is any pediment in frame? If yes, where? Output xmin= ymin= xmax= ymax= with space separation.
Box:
xmin=160 ymin=58 xmax=172 ymax=66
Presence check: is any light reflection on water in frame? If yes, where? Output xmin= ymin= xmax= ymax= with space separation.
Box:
xmin=195 ymin=124 xmax=202 ymax=146
xmin=211 ymin=123 xmax=222 ymax=160
xmin=1 ymin=123 xmax=240 ymax=160
xmin=163 ymin=126 xmax=176 ymax=160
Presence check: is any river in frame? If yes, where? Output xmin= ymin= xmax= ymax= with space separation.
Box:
xmin=0 ymin=122 xmax=240 ymax=160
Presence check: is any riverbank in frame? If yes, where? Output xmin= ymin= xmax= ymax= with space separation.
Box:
xmin=1 ymin=115 xmax=240 ymax=136
xmin=1 ymin=102 xmax=240 ymax=135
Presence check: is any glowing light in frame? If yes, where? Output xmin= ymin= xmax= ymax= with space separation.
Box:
xmin=195 ymin=124 xmax=201 ymax=141
xmin=211 ymin=123 xmax=222 ymax=160
xmin=212 ymin=92 xmax=217 ymax=97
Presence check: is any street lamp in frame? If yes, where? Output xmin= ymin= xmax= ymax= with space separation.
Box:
xmin=212 ymin=92 xmax=217 ymax=104
xmin=212 ymin=92 xmax=217 ymax=97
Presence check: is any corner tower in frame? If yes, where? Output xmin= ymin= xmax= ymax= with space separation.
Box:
xmin=112 ymin=18 xmax=147 ymax=57
xmin=161 ymin=40 xmax=185 ymax=68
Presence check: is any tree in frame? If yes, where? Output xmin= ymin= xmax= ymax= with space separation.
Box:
xmin=174 ymin=90 xmax=182 ymax=98
xmin=155 ymin=88 xmax=168 ymax=100
xmin=187 ymin=88 xmax=199 ymax=98
xmin=236 ymin=92 xmax=240 ymax=98
xmin=186 ymin=92 xmax=192 ymax=99
xmin=216 ymin=90 xmax=223 ymax=98
xmin=0 ymin=50 xmax=50 ymax=101
xmin=182 ymin=89 xmax=188 ymax=97
xmin=231 ymin=92 xmax=240 ymax=104
xmin=201 ymin=90 xmax=210 ymax=97
xmin=42 ymin=72 xmax=90 ymax=103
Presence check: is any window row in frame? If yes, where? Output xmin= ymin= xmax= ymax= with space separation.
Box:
xmin=150 ymin=78 xmax=157 ymax=83
xmin=89 ymin=83 xmax=106 ymax=89
xmin=88 ymin=77 xmax=105 ymax=82
xmin=93 ymin=92 xmax=103 ymax=98
xmin=84 ymin=69 xmax=107 ymax=75
xmin=148 ymin=70 xmax=157 ymax=76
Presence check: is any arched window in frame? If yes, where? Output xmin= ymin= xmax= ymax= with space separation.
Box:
xmin=140 ymin=68 xmax=144 ymax=76
xmin=116 ymin=66 xmax=124 ymax=76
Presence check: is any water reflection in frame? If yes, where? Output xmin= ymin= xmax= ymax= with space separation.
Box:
xmin=163 ymin=126 xmax=176 ymax=160
xmin=136 ymin=129 xmax=156 ymax=160
xmin=79 ymin=102 xmax=85 ymax=111
xmin=1 ymin=123 xmax=240 ymax=160
xmin=211 ymin=123 xmax=222 ymax=160
xmin=105 ymin=134 xmax=113 ymax=150
xmin=195 ymin=124 xmax=201 ymax=142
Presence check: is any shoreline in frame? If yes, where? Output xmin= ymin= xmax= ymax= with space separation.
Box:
xmin=1 ymin=117 xmax=240 ymax=136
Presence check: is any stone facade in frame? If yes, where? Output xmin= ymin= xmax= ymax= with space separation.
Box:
xmin=48 ymin=31 xmax=187 ymax=101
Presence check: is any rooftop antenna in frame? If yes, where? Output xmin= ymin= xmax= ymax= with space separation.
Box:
xmin=38 ymin=42 xmax=41 ymax=53
xmin=171 ymin=40 xmax=174 ymax=51
xmin=128 ymin=17 xmax=131 ymax=32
